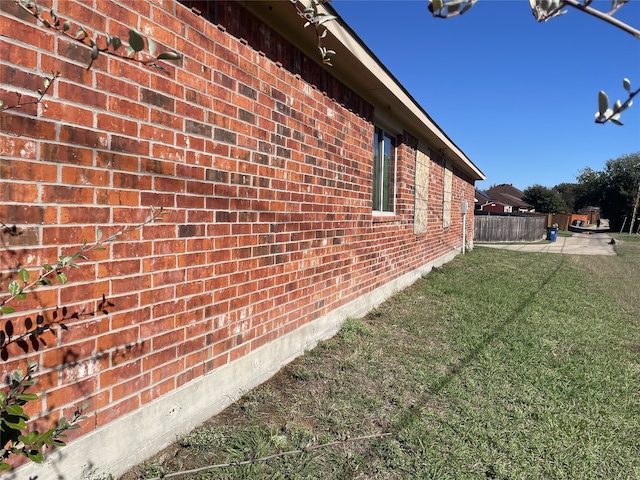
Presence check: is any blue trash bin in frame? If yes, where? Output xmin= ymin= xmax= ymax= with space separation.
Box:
xmin=546 ymin=227 xmax=558 ymax=242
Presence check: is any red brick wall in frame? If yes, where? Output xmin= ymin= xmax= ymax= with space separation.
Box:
xmin=0 ymin=0 xmax=475 ymax=462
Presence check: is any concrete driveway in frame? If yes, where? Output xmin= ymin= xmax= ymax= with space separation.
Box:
xmin=477 ymin=232 xmax=616 ymax=256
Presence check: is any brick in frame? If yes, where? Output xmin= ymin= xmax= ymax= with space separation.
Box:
xmin=41 ymin=339 xmax=97 ymax=370
xmin=0 ymin=113 xmax=56 ymax=140
xmin=97 ymin=113 xmax=140 ymax=134
xmin=58 ymin=81 xmax=107 ymax=109
xmin=111 ymin=372 xmax=150 ymax=402
xmin=60 ymin=206 xmax=110 ymax=224
xmin=1 ymin=16 xmax=54 ymax=51
xmin=111 ymin=306 xmax=150 ymax=330
xmin=95 ymin=72 xmax=139 ymax=100
xmin=64 ymin=1 xmax=107 ymax=31
xmin=150 ymin=108 xmax=183 ymax=129
xmin=141 ymin=376 xmax=175 ymax=404
xmin=45 ymin=377 xmax=98 ymax=413
xmin=96 ymin=326 xmax=139 ymax=352
xmin=111 ymin=135 xmax=149 ymax=155
xmin=0 ymin=204 xmax=58 ymax=225
xmin=1 ymin=158 xmax=57 ymax=182
xmin=96 ymin=396 xmax=140 ymax=428
xmin=59 ymin=125 xmax=108 ymax=149
xmin=99 ymin=359 xmax=142 ymax=390
xmin=97 ymin=259 xmax=142 ymax=278
xmin=141 ymin=88 xmax=175 ymax=111
xmin=1 ymin=181 xmax=38 ymax=203
xmin=42 ymin=185 xmax=94 ymax=204
xmin=58 ymin=280 xmax=110 ymax=305
xmin=139 ymin=124 xmax=175 ymax=143
xmin=142 ymin=345 xmax=178 ymax=371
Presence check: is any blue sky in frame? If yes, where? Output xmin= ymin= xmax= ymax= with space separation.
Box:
xmin=331 ymin=0 xmax=640 ymax=191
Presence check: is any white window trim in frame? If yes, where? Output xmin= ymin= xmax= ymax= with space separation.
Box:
xmin=372 ymin=128 xmax=398 ymax=215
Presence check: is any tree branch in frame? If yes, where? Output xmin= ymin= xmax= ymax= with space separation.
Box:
xmin=562 ymin=0 xmax=640 ymax=39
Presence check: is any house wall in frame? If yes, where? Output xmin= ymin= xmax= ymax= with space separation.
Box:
xmin=0 ymin=0 xmax=476 ymax=475
xmin=481 ymin=203 xmax=511 ymax=213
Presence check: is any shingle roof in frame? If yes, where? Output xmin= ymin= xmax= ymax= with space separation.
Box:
xmin=485 ymin=184 xmax=533 ymax=209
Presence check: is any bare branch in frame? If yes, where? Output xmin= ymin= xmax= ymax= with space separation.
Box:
xmin=562 ymin=0 xmax=640 ymax=39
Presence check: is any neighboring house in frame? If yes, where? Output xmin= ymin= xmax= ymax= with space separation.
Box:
xmin=0 ymin=0 xmax=484 ymax=476
xmin=481 ymin=201 xmax=514 ymax=213
xmin=475 ymin=188 xmax=513 ymax=213
xmin=474 ymin=189 xmax=492 ymax=209
xmin=485 ymin=184 xmax=535 ymax=213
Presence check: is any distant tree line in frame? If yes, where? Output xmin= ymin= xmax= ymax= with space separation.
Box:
xmin=522 ymin=152 xmax=640 ymax=231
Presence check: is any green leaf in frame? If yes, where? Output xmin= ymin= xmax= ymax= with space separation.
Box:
xmin=63 ymin=21 xmax=70 ymax=32
xmin=0 ymin=462 xmax=10 ymax=472
xmin=27 ymin=451 xmax=44 ymax=463
xmin=622 ymin=78 xmax=631 ymax=93
xmin=16 ymin=393 xmax=39 ymax=401
xmin=4 ymin=418 xmax=27 ymax=430
xmin=96 ymin=228 xmax=103 ymax=241
xmin=57 ymin=272 xmax=68 ymax=285
xmin=12 ymin=368 xmax=24 ymax=382
xmin=128 ymin=29 xmax=145 ymax=52
xmin=5 ymin=405 xmax=27 ymax=417
xmin=598 ymin=90 xmax=609 ymax=117
xmin=112 ymin=36 xmax=122 ymax=51
xmin=91 ymin=45 xmax=99 ymax=60
xmin=19 ymin=268 xmax=30 ymax=283
xmin=19 ymin=431 xmax=40 ymax=446
xmin=38 ymin=429 xmax=55 ymax=445
xmin=8 ymin=280 xmax=21 ymax=296
xmin=156 ymin=51 xmax=182 ymax=61
xmin=0 ymin=306 xmax=15 ymax=314
xmin=43 ymin=264 xmax=54 ymax=271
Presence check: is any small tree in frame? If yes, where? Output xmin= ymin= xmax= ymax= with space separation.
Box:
xmin=523 ymin=185 xmax=568 ymax=213
xmin=554 ymin=182 xmax=579 ymax=213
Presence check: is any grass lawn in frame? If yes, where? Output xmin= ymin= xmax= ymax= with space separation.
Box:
xmin=124 ymin=234 xmax=640 ymax=480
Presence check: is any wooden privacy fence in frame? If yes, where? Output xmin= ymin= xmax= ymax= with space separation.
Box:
xmin=474 ymin=213 xmax=546 ymax=242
